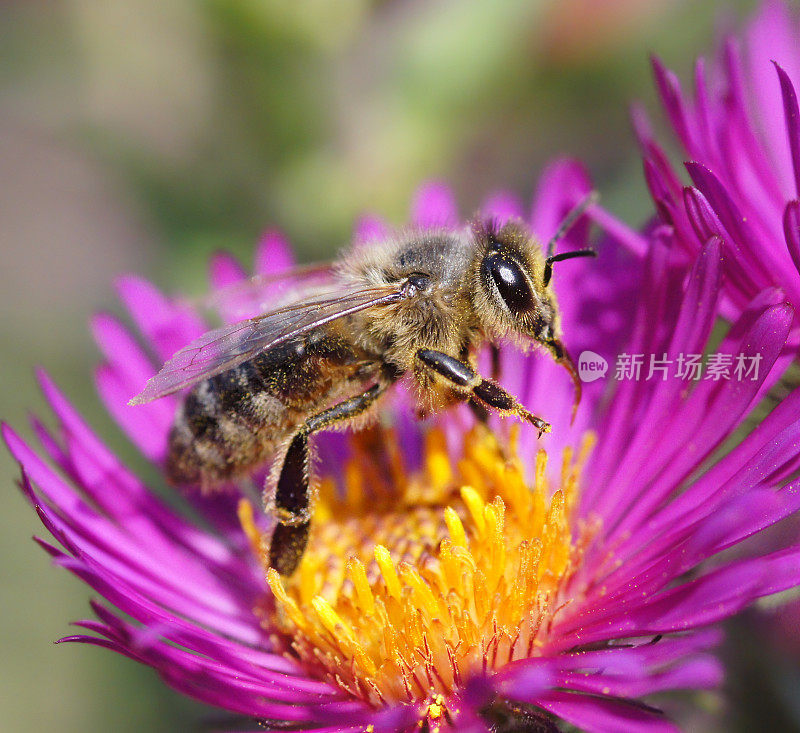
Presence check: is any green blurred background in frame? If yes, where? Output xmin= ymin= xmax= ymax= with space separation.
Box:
xmin=3 ymin=1 xmax=787 ymax=731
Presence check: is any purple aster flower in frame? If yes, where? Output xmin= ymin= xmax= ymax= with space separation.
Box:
xmin=635 ymin=0 xmax=800 ymax=326
xmin=5 ymin=161 xmax=800 ymax=733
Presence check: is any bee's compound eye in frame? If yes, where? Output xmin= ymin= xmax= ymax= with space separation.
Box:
xmin=483 ymin=254 xmax=536 ymax=314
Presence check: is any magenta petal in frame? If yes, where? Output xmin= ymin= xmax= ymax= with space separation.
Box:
xmin=582 ymin=239 xmax=722 ymax=521
xmin=692 ymin=58 xmax=719 ymax=165
xmin=746 ymin=3 xmax=800 ymax=195
xmin=630 ymin=101 xmax=654 ymax=146
xmin=686 ymin=163 xmax=782 ymax=297
xmin=353 ymin=213 xmax=391 ymax=246
xmin=683 ymin=186 xmax=722 ymax=242
xmin=530 ymin=158 xmax=591 ymax=241
xmin=91 ymin=313 xmax=165 ymax=403
xmin=12 ymin=456 xmax=260 ymax=643
xmin=784 ymin=199 xmax=800 ymax=275
xmin=254 ymin=229 xmax=295 ymax=275
xmin=494 ymin=660 xmax=555 ymax=699
xmin=773 ymin=61 xmax=800 ymax=199
xmin=34 ymin=370 xmax=166 ymax=511
xmin=643 ymin=12 xmax=800 ymax=323
xmin=682 ymin=188 xmax=763 ymax=304
xmin=685 ymin=163 xmax=754 ymax=248
xmin=557 ymin=655 xmax=722 ymax=698
xmin=480 ymin=191 xmax=524 ymax=224
xmin=90 ymin=314 xmax=175 ymax=453
xmin=621 ymin=361 xmax=800 ymax=558
xmin=209 ymin=251 xmax=246 ymax=290
xmin=598 ymin=483 xmax=800 ymax=615
xmin=607 ymin=300 xmax=792 ymax=544
xmin=29 ymin=416 xmax=70 ymax=474
xmin=410 ymin=181 xmax=458 ymax=228
xmin=538 ymin=691 xmax=679 ymax=733
xmin=606 ymin=551 xmax=800 ymax=637
xmin=95 ymin=364 xmax=170 ymax=462
xmin=651 ymin=55 xmax=696 ymax=156
xmin=682 ymin=484 xmax=800 ymax=559
xmin=115 ymin=275 xmax=205 ymax=363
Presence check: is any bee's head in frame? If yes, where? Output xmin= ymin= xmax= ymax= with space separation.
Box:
xmin=472 ymin=219 xmax=557 ymax=344
xmin=472 ymin=217 xmax=595 ymax=416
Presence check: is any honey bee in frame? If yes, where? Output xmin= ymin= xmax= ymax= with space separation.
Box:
xmin=131 ymin=195 xmax=596 ymax=575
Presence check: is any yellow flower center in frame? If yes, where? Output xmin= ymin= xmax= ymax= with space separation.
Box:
xmin=240 ymin=424 xmax=594 ymax=711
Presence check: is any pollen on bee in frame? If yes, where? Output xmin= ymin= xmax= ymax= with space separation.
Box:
xmin=246 ymin=423 xmax=595 ymax=712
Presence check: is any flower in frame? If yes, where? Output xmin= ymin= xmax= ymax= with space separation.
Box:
xmin=6 ymin=164 xmax=800 ymax=733
xmin=635 ymin=0 xmax=800 ymax=326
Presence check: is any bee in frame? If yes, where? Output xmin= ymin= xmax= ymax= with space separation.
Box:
xmin=130 ymin=194 xmax=596 ymax=576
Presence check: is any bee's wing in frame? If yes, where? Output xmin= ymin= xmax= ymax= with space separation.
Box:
xmin=129 ymin=284 xmax=405 ymax=405
xmin=202 ymin=261 xmax=338 ymax=322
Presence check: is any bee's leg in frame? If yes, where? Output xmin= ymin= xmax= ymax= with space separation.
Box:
xmin=269 ymin=383 xmax=386 ymax=576
xmin=416 ymin=349 xmax=550 ymax=436
xmin=468 ymin=398 xmax=490 ymax=424
xmin=467 ymin=344 xmax=503 ymax=423
xmin=459 ymin=345 xmax=490 ymax=424
xmin=490 ymin=343 xmax=501 ymax=380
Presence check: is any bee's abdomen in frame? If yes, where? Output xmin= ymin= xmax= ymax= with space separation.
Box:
xmin=166 ymin=359 xmax=292 ymax=488
xmin=165 ymin=335 xmax=361 ymax=488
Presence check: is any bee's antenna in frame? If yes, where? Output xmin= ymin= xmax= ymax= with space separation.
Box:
xmin=545 ymin=190 xmax=599 ymax=260
xmin=543 ymin=248 xmax=597 ymax=286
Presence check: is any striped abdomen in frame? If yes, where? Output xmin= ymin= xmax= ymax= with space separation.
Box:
xmin=166 ymin=334 xmax=369 ymax=488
